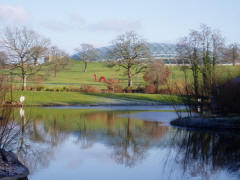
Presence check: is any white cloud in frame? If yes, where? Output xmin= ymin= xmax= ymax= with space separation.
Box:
xmin=40 ymin=17 xmax=142 ymax=34
xmin=88 ymin=20 xmax=142 ymax=32
xmin=68 ymin=13 xmax=86 ymax=25
xmin=0 ymin=5 xmax=29 ymax=22
xmin=40 ymin=21 xmax=72 ymax=32
xmin=41 ymin=14 xmax=86 ymax=32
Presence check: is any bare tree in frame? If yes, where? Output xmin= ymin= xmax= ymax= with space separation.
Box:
xmin=0 ymin=26 xmax=50 ymax=90
xmin=177 ymin=30 xmax=201 ymax=97
xmin=47 ymin=46 xmax=70 ymax=77
xmin=30 ymin=40 xmax=50 ymax=66
xmin=109 ymin=31 xmax=151 ymax=88
xmin=75 ymin=43 xmax=98 ymax=72
xmin=225 ymin=43 xmax=239 ymax=66
xmin=0 ymin=51 xmax=8 ymax=68
xmin=211 ymin=30 xmax=225 ymax=69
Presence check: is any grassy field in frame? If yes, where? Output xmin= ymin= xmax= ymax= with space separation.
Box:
xmin=6 ymin=91 xmax=184 ymax=106
xmin=16 ymin=61 xmax=145 ymax=89
xmin=7 ymin=91 xmax=113 ymax=106
xmin=3 ymin=60 xmax=240 ymax=89
xmin=87 ymin=92 xmax=185 ymax=104
xmin=2 ymin=61 xmax=240 ymax=106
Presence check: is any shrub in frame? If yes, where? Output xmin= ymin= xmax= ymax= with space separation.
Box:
xmin=134 ymin=86 xmax=145 ymax=93
xmin=46 ymin=88 xmax=54 ymax=91
xmin=124 ymin=87 xmax=132 ymax=93
xmin=113 ymin=85 xmax=123 ymax=93
xmin=144 ymin=61 xmax=171 ymax=93
xmin=214 ymin=80 xmax=240 ymax=114
xmin=81 ymin=85 xmax=101 ymax=93
xmin=36 ymin=85 xmax=45 ymax=91
xmin=145 ymin=85 xmax=156 ymax=94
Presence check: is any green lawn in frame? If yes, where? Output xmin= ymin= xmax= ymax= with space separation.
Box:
xmin=2 ymin=61 xmax=240 ymax=106
xmin=3 ymin=61 xmax=240 ymax=89
xmin=29 ymin=61 xmax=145 ymax=88
xmin=7 ymin=91 xmax=113 ymax=105
xmin=87 ymin=92 xmax=185 ymax=104
xmin=6 ymin=91 xmax=184 ymax=106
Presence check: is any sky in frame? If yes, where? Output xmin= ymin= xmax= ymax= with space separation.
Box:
xmin=0 ymin=0 xmax=239 ymax=54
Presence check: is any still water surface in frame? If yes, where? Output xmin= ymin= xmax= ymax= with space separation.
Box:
xmin=9 ymin=106 xmax=240 ymax=180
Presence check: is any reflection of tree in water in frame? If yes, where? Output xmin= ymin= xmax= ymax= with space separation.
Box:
xmin=0 ymin=107 xmax=31 ymax=179
xmin=74 ymin=112 xmax=119 ymax=149
xmin=12 ymin=109 xmax=170 ymax=172
xmin=111 ymin=116 xmax=149 ymax=167
xmin=170 ymin=129 xmax=240 ymax=179
xmin=74 ymin=111 xmax=169 ymax=167
xmin=14 ymin=110 xmax=67 ymax=174
xmin=0 ymin=108 xmax=22 ymax=150
xmin=74 ymin=118 xmax=96 ymax=149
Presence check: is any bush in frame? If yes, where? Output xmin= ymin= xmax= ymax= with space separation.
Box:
xmin=144 ymin=61 xmax=171 ymax=93
xmin=145 ymin=85 xmax=156 ymax=94
xmin=36 ymin=85 xmax=45 ymax=91
xmin=215 ymin=80 xmax=240 ymax=114
xmin=113 ymin=85 xmax=123 ymax=93
xmin=167 ymin=81 xmax=193 ymax=95
xmin=81 ymin=85 xmax=101 ymax=93
xmin=124 ymin=87 xmax=132 ymax=93
xmin=46 ymin=88 xmax=54 ymax=91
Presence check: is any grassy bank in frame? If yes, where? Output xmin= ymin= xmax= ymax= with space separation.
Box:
xmin=6 ymin=91 xmax=184 ymax=106
xmin=87 ymin=92 xmax=185 ymax=104
xmin=7 ymin=91 xmax=112 ymax=106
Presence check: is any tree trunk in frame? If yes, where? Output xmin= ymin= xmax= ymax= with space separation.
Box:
xmin=54 ymin=65 xmax=57 ymax=77
xmin=212 ymin=54 xmax=216 ymax=85
xmin=34 ymin=58 xmax=38 ymax=66
xmin=21 ymin=73 xmax=27 ymax=91
xmin=127 ymin=66 xmax=132 ymax=88
xmin=21 ymin=59 xmax=26 ymax=91
xmin=192 ymin=48 xmax=199 ymax=97
xmin=232 ymin=48 xmax=236 ymax=66
xmin=232 ymin=56 xmax=236 ymax=66
xmin=83 ymin=61 xmax=87 ymax=72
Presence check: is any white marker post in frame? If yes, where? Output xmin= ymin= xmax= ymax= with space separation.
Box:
xmin=20 ymin=96 xmax=25 ymax=107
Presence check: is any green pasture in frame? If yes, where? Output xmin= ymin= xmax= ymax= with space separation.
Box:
xmin=2 ymin=60 xmax=240 ymax=89
xmin=6 ymin=91 xmax=184 ymax=106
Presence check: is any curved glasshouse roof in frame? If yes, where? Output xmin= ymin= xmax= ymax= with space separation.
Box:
xmin=146 ymin=43 xmax=177 ymax=59
xmin=72 ymin=43 xmax=178 ymax=61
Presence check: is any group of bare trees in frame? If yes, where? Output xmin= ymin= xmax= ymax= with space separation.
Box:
xmin=177 ymin=24 xmax=239 ymax=98
xmin=1 ymin=25 xmax=237 ymax=92
xmin=175 ymin=24 xmax=240 ymax=115
xmin=0 ymin=26 xmax=71 ymax=90
xmin=226 ymin=43 xmax=240 ymax=66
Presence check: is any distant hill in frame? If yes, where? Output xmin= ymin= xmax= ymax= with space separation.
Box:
xmin=72 ymin=43 xmax=177 ymax=61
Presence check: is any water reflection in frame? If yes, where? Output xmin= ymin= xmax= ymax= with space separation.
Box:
xmin=71 ymin=111 xmax=168 ymax=167
xmin=173 ymin=129 xmax=240 ymax=179
xmin=3 ymin=107 xmax=240 ymax=180
xmin=14 ymin=109 xmax=169 ymax=173
xmin=0 ymin=108 xmax=30 ymax=179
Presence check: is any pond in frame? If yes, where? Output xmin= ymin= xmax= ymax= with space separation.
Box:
xmin=4 ymin=106 xmax=240 ymax=180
